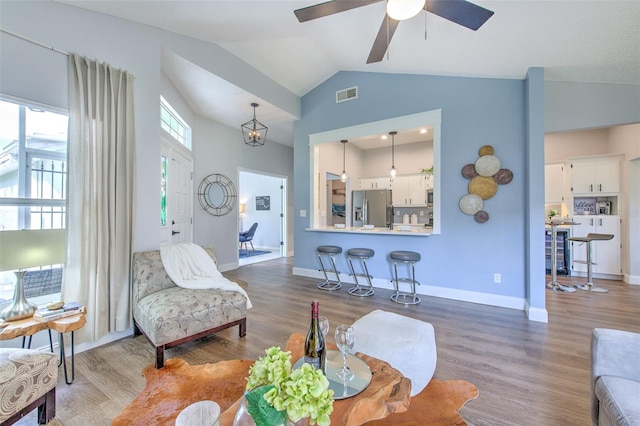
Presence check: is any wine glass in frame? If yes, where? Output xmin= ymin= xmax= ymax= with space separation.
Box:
xmin=319 ymin=316 xmax=329 ymax=337
xmin=334 ymin=324 xmax=355 ymax=381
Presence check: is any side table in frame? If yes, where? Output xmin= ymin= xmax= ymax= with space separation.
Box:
xmin=0 ymin=309 xmax=86 ymax=384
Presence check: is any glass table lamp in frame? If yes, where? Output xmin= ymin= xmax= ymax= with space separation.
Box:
xmin=0 ymin=229 xmax=66 ymax=322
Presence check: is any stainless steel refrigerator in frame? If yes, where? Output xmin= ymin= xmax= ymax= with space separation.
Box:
xmin=352 ymin=189 xmax=393 ymax=227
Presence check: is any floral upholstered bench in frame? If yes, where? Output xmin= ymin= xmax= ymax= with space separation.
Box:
xmin=132 ymin=246 xmax=248 ymax=368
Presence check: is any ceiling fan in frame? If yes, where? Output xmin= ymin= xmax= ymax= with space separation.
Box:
xmin=294 ymin=0 xmax=494 ymax=64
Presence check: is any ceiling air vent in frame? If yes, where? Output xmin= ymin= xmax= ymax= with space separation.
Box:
xmin=336 ymin=86 xmax=358 ymax=103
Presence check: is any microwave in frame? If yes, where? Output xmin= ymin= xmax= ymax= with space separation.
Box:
xmin=427 ymin=190 xmax=433 ymax=207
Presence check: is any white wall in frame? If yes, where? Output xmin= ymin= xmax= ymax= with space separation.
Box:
xmin=0 ymin=1 xmax=295 ymax=349
xmin=361 ymin=142 xmax=432 ymax=177
xmin=0 ymin=1 xmax=294 ymax=262
xmin=545 ymin=129 xmax=609 ymax=162
xmin=0 ymin=0 xmax=296 ymax=256
xmin=239 ymin=171 xmax=283 ymax=250
xmin=544 ymin=123 xmax=640 ymax=283
xmin=192 ymin=117 xmax=293 ymax=269
xmin=161 ymin=71 xmax=195 ymax=131
xmin=609 ymin=124 xmax=640 ymax=283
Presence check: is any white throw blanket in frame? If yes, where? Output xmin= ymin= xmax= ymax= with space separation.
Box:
xmin=160 ymin=243 xmax=252 ymax=309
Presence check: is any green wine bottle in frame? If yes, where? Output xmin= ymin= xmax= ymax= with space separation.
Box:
xmin=304 ymin=300 xmax=326 ymax=372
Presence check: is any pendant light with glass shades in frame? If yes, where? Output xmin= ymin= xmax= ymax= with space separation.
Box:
xmin=340 ymin=139 xmax=348 ymax=182
xmin=389 ymin=131 xmax=397 ymax=180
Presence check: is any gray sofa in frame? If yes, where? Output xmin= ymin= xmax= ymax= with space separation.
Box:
xmin=132 ymin=246 xmax=248 ymax=368
xmin=591 ymin=328 xmax=640 ymax=426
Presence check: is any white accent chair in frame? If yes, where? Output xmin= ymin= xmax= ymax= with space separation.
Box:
xmin=352 ymin=310 xmax=437 ymax=396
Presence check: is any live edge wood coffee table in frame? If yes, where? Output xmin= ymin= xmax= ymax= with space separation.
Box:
xmin=218 ymin=332 xmax=411 ymax=426
xmin=0 ymin=309 xmax=87 ymax=385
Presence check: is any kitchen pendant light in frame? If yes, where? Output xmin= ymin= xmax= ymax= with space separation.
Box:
xmin=340 ymin=139 xmax=348 ymax=183
xmin=241 ymin=102 xmax=268 ymax=147
xmin=389 ymin=131 xmax=397 ymax=180
xmin=386 ymin=0 xmax=425 ymax=21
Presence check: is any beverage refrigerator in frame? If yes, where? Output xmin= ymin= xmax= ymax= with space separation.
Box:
xmin=545 ymin=228 xmax=570 ymax=275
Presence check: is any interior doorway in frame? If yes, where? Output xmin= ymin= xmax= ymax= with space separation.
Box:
xmin=326 ymin=172 xmax=346 ymax=226
xmin=238 ymin=169 xmax=286 ymax=265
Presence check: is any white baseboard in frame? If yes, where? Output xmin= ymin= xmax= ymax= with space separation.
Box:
xmin=624 ymin=274 xmax=640 ymax=285
xmin=218 ymin=262 xmax=238 ymax=272
xmin=525 ymin=302 xmax=549 ymax=323
xmin=293 ymin=267 xmax=535 ymax=315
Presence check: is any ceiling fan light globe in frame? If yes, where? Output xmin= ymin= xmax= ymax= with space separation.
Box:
xmin=386 ymin=0 xmax=425 ymax=21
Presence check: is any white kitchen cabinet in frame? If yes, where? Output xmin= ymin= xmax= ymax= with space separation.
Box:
xmin=359 ymin=176 xmax=392 ymax=190
xmin=424 ymin=173 xmax=434 ymax=190
xmin=392 ymin=174 xmax=428 ymax=206
xmin=570 ymin=156 xmax=621 ymax=195
xmin=571 ymin=215 xmax=621 ymax=276
xmin=545 ymin=163 xmax=566 ymax=203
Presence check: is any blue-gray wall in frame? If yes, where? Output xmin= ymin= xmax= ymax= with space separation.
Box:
xmin=294 ymin=71 xmax=532 ymax=311
xmin=545 ymin=81 xmax=640 ymax=132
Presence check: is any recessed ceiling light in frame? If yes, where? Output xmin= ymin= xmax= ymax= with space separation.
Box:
xmin=420 ymin=129 xmax=427 ymax=134
xmin=381 ymin=135 xmax=388 ymax=140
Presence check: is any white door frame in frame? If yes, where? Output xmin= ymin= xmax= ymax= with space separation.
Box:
xmin=160 ymin=137 xmax=194 ymax=246
xmin=238 ymin=168 xmax=287 ymax=258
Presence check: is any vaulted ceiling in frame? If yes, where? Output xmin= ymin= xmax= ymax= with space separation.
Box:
xmin=58 ymin=1 xmax=640 ymax=146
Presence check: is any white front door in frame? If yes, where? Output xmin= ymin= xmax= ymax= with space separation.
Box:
xmin=161 ymin=140 xmax=193 ymax=245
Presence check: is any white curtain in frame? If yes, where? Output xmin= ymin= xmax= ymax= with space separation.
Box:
xmin=65 ymin=53 xmax=135 ymax=342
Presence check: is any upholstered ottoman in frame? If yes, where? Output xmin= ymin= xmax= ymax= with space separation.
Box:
xmin=352 ymin=310 xmax=437 ymax=396
xmin=0 ymin=348 xmax=58 ymax=425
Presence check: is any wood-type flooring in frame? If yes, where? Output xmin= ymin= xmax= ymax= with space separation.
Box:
xmin=12 ymin=258 xmax=640 ymax=425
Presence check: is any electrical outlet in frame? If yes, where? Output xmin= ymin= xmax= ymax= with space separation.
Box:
xmin=494 ymin=273 xmax=501 ymax=283
xmin=420 ymin=211 xmax=424 ymax=216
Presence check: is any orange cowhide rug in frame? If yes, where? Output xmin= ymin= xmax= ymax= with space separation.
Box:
xmin=113 ymin=339 xmax=478 ymax=426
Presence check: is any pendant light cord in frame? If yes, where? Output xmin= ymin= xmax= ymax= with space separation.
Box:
xmin=340 ymin=139 xmax=348 ymax=182
xmin=391 ymin=133 xmax=395 ymax=167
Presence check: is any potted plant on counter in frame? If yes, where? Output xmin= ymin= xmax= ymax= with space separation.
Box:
xmin=548 ymin=210 xmax=564 ymax=224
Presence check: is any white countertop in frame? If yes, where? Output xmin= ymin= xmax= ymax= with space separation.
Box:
xmin=306 ymin=226 xmax=433 ymax=236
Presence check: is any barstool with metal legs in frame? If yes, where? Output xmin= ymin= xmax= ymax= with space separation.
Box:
xmin=316 ymin=245 xmax=342 ymax=291
xmin=567 ymin=233 xmax=614 ymax=293
xmin=346 ymin=248 xmax=375 ymax=297
xmin=389 ymin=250 xmax=421 ymax=305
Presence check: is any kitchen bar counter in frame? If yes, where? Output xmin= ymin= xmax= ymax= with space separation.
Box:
xmin=306 ymin=226 xmax=433 ymax=236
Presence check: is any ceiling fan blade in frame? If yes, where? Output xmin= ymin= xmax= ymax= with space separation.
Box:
xmin=424 ymin=0 xmax=494 ymax=30
xmin=294 ymin=0 xmax=383 ymax=23
xmin=367 ymin=15 xmax=400 ymax=64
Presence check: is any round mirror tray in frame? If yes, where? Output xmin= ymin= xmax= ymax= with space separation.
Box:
xmin=293 ymin=350 xmax=372 ymax=400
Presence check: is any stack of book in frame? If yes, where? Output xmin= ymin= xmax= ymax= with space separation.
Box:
xmin=33 ymin=302 xmax=84 ymax=321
